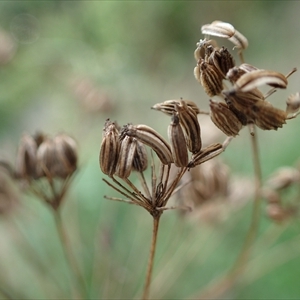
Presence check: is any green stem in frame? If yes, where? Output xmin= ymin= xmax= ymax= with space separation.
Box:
xmin=142 ymin=216 xmax=161 ymax=300
xmin=54 ymin=209 xmax=88 ymax=299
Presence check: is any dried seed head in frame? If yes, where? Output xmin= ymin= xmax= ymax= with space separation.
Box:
xmin=195 ymin=60 xmax=224 ymax=97
xmin=233 ymin=70 xmax=288 ymax=92
xmin=175 ymin=101 xmax=202 ymax=153
xmin=209 ymin=100 xmax=243 ymax=136
xmin=151 ymin=99 xmax=200 ymax=116
xmin=99 ymin=119 xmax=120 ymax=176
xmin=286 ymin=92 xmax=300 ymax=114
xmin=168 ymin=113 xmax=189 ymax=167
xmin=132 ymin=140 xmax=148 ymax=172
xmin=115 ymin=136 xmax=137 ymax=179
xmin=266 ymin=203 xmax=291 ymax=223
xmin=15 ymin=133 xmax=38 ymax=179
xmin=121 ymin=124 xmax=173 ymax=165
xmin=226 ymin=66 xmax=246 ymax=83
xmin=201 ymin=20 xmax=235 ymax=39
xmin=253 ymin=102 xmax=287 ymax=130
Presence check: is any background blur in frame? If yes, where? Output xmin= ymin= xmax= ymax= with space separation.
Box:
xmin=0 ymin=1 xmax=300 ymax=299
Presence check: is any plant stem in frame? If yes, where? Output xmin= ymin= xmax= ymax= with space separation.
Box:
xmin=54 ymin=209 xmax=88 ymax=299
xmin=195 ymin=127 xmax=263 ymax=298
xmin=142 ymin=215 xmax=161 ymax=300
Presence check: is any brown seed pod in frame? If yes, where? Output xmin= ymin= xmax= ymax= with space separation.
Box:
xmin=115 ymin=136 xmax=137 ymax=179
xmin=152 ymin=99 xmax=200 ymax=116
xmin=201 ymin=20 xmax=235 ymax=39
xmin=168 ymin=113 xmax=189 ymax=167
xmin=132 ymin=140 xmax=148 ymax=172
xmin=195 ymin=60 xmax=224 ymax=97
xmin=175 ymin=101 xmax=202 ymax=153
xmin=209 ymin=100 xmax=243 ymax=136
xmin=99 ymin=119 xmax=120 ymax=176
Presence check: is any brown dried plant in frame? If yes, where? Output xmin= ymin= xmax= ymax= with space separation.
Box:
xmin=100 ymin=20 xmax=300 ymax=300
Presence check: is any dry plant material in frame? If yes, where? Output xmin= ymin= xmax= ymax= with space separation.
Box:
xmin=193 ymin=20 xmax=299 ymax=137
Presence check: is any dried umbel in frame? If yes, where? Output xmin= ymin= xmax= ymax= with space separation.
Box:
xmin=194 ymin=20 xmax=299 ymax=137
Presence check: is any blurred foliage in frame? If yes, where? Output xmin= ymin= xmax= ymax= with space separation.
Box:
xmin=0 ymin=1 xmax=300 ymax=299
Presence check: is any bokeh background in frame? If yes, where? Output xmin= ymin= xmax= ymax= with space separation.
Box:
xmin=0 ymin=1 xmax=300 ymax=299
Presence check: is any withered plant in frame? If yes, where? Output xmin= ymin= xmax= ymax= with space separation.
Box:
xmin=99 ymin=20 xmax=300 ymax=299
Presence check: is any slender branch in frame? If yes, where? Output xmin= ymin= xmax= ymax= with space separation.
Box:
xmin=142 ymin=216 xmax=161 ymax=300
xmin=53 ymin=209 xmax=88 ymax=299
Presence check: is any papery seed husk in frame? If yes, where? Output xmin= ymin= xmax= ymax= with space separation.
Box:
xmin=168 ymin=113 xmax=189 ymax=167
xmin=115 ymin=136 xmax=136 ymax=178
xmin=175 ymin=101 xmax=202 ymax=153
xmin=201 ymin=20 xmax=235 ymax=38
xmin=132 ymin=140 xmax=148 ymax=172
xmin=99 ymin=120 xmax=120 ymax=176
xmin=233 ymin=70 xmax=288 ymax=92
xmin=209 ymin=100 xmax=242 ymax=136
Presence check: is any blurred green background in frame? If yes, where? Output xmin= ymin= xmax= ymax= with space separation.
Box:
xmin=0 ymin=1 xmax=300 ymax=299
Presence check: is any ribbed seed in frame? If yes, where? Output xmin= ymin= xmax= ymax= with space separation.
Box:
xmin=196 ymin=60 xmax=224 ymax=97
xmin=188 ymin=143 xmax=223 ymax=168
xmin=152 ymin=99 xmax=200 ymax=116
xmin=115 ymin=136 xmax=137 ymax=178
xmin=209 ymin=47 xmax=235 ymax=78
xmin=132 ymin=140 xmax=148 ymax=172
xmin=99 ymin=119 xmax=120 ymax=176
xmin=201 ymin=20 xmax=235 ymax=38
xmin=168 ymin=113 xmax=189 ymax=167
xmin=209 ymin=100 xmax=243 ymax=136
xmin=253 ymin=103 xmax=287 ymax=130
xmin=175 ymin=101 xmax=202 ymax=153
xmin=233 ymin=70 xmax=288 ymax=92
xmin=120 ymin=124 xmax=173 ymax=165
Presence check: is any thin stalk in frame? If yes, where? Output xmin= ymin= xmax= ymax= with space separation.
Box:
xmin=53 ymin=209 xmax=88 ymax=299
xmin=142 ymin=216 xmax=161 ymax=300
xmin=196 ymin=127 xmax=263 ymax=298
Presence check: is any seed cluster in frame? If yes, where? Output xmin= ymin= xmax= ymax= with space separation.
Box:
xmin=194 ymin=20 xmax=300 ymax=136
xmin=99 ymin=100 xmax=229 ymax=216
